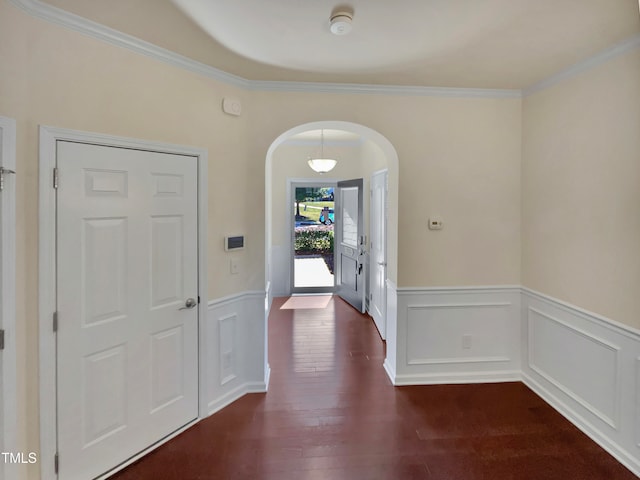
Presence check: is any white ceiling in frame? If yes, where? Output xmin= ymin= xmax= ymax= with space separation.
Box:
xmin=40 ymin=0 xmax=640 ymax=89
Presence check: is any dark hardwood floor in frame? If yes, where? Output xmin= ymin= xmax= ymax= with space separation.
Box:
xmin=111 ymin=295 xmax=636 ymax=479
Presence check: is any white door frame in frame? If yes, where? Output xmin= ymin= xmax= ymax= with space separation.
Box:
xmin=288 ymin=178 xmax=337 ymax=295
xmin=38 ymin=126 xmax=209 ymax=480
xmin=369 ymin=168 xmax=388 ymax=339
xmin=0 ymin=116 xmax=18 ymax=480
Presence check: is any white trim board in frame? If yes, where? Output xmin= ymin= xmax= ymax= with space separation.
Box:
xmin=0 ymin=116 xmax=18 ymax=480
xmin=38 ymin=126 xmax=209 ymax=480
xmin=524 ymin=34 xmax=640 ymax=95
xmin=9 ymin=0 xmax=640 ymax=97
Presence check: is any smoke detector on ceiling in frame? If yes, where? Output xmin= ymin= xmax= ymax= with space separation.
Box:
xmin=330 ymin=10 xmax=353 ymax=35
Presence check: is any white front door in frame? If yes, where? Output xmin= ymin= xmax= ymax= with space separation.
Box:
xmin=335 ymin=178 xmax=365 ymax=313
xmin=56 ymin=142 xmax=199 ymax=480
xmin=369 ymin=170 xmax=387 ymax=339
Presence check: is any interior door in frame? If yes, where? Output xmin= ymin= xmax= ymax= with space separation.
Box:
xmin=369 ymin=171 xmax=387 ymax=339
xmin=56 ymin=141 xmax=199 ymax=480
xmin=335 ymin=178 xmax=365 ymax=313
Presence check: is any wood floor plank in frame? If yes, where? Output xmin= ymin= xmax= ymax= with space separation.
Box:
xmin=110 ymin=295 xmax=637 ymax=479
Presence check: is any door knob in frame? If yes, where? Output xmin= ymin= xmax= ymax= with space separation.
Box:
xmin=180 ymin=298 xmax=197 ymax=310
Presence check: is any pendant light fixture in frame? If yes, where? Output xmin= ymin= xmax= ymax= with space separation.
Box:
xmin=307 ymin=129 xmax=338 ymax=173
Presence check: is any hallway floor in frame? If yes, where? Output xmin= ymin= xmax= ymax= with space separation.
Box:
xmin=111 ymin=295 xmax=635 ymax=479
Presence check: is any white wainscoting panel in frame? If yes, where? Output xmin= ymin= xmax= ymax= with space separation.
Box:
xmin=521 ymin=288 xmax=640 ymax=477
xmin=528 ymin=307 xmax=619 ymax=428
xmin=394 ymin=287 xmax=521 ymax=385
xmin=206 ymin=291 xmax=268 ymax=416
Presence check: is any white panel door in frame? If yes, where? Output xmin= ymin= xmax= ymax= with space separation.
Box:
xmin=369 ymin=171 xmax=387 ymax=339
xmin=56 ymin=142 xmax=199 ymax=480
xmin=335 ymin=178 xmax=365 ymax=313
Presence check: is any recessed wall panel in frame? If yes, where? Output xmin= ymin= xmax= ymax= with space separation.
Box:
xmin=406 ymin=303 xmax=511 ymax=365
xmin=151 ymin=327 xmax=184 ymax=412
xmin=528 ymin=307 xmax=619 ymax=428
xmin=83 ymin=218 xmax=127 ymax=326
xmin=152 ymin=173 xmax=183 ymax=197
xmin=84 ymin=169 xmax=128 ymax=197
xmin=219 ymin=314 xmax=237 ymax=385
xmin=151 ymin=216 xmax=183 ymax=308
xmin=83 ymin=345 xmax=127 ymax=447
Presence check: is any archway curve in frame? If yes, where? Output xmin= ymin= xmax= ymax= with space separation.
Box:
xmin=264 ymin=120 xmax=399 ymax=343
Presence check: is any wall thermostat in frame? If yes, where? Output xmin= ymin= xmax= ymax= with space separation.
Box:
xmin=222 ymin=97 xmax=242 ymax=116
xmin=225 ymin=235 xmax=245 ymax=251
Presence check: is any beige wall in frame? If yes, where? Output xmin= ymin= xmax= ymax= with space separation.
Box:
xmin=2 ymin=0 xmax=524 ymax=476
xmin=1 ymin=1 xmax=255 ymax=476
xmin=522 ymin=48 xmax=640 ymax=328
xmin=251 ymin=91 xmax=523 ymax=288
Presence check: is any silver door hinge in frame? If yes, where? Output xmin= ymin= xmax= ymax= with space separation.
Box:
xmin=54 ymin=452 xmax=59 ymax=474
xmin=53 ymin=312 xmax=58 ymax=332
xmin=0 ymin=329 xmax=5 ymax=350
xmin=53 ymin=167 xmax=59 ymax=189
xmin=0 ymin=166 xmax=16 ymax=191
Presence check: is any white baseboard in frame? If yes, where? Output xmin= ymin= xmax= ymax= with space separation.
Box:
xmin=207 ymin=383 xmax=257 ymax=416
xmin=263 ymin=365 xmax=271 ymax=390
xmin=394 ymin=370 xmax=521 ymax=386
xmin=383 ymin=359 xmax=396 ymax=385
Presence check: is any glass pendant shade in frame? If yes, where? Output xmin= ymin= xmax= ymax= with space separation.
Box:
xmin=307 ymin=158 xmax=337 ymax=173
xmin=307 ymin=129 xmax=337 ymax=173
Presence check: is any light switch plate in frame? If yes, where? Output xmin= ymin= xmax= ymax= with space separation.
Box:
xmin=230 ymin=258 xmax=239 ymax=274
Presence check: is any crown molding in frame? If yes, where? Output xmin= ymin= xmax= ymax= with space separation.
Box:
xmin=8 ymin=0 xmax=251 ymax=89
xmin=249 ymin=80 xmax=522 ymax=98
xmin=7 ymin=0 xmax=521 ymax=99
xmin=8 ymin=0 xmax=640 ymax=99
xmin=524 ymin=33 xmax=640 ymax=96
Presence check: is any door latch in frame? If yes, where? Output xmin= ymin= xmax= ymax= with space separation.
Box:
xmin=0 ymin=167 xmax=16 ymax=191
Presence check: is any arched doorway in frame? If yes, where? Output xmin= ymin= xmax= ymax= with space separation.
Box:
xmin=264 ymin=120 xmax=399 ymax=379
